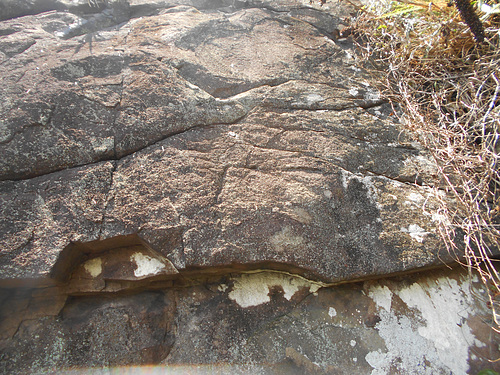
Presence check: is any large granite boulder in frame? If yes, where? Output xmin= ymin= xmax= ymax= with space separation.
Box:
xmin=0 ymin=0 xmax=497 ymax=373
xmin=0 ymin=0 xmax=445 ymax=283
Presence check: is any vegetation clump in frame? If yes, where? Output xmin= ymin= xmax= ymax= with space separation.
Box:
xmin=352 ymin=0 xmax=500 ymax=331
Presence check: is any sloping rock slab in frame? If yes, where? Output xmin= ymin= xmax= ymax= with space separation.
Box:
xmin=1 ymin=0 xmax=454 ymax=286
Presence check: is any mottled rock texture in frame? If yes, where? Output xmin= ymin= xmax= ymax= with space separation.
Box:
xmin=1 ymin=266 xmax=499 ymax=374
xmin=0 ymin=0 xmax=497 ymax=373
xmin=1 ymin=0 xmax=447 ymax=283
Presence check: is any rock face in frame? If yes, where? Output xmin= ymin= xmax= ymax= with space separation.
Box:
xmin=0 ymin=0 xmax=498 ymax=373
xmin=1 ymin=266 xmax=498 ymax=374
xmin=0 ymin=0 xmax=445 ymax=283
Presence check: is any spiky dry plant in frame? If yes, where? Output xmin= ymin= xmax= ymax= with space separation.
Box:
xmin=454 ymin=0 xmax=485 ymax=42
xmin=353 ymin=0 xmax=500 ymax=335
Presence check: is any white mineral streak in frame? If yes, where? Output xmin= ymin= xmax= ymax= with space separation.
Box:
xmin=368 ymin=285 xmax=392 ymax=312
xmin=305 ymin=93 xmax=324 ymax=105
xmin=349 ymin=87 xmax=359 ymax=97
xmin=228 ymin=272 xmax=322 ymax=308
xmin=227 ymin=131 xmax=239 ymax=139
xmin=364 ymin=88 xmax=380 ymax=101
xmin=218 ymin=284 xmax=228 ymax=292
xmin=401 ymin=224 xmax=429 ymax=243
xmin=406 ymin=192 xmax=424 ymax=204
xmin=131 ymin=252 xmax=165 ymax=278
xmin=366 ymin=275 xmax=484 ymax=374
xmin=83 ymin=257 xmax=102 ymax=277
xmin=328 ymin=307 xmax=337 ymax=318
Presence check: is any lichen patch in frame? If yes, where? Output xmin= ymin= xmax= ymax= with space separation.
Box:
xmin=366 ymin=274 xmax=485 ymax=374
xmin=131 ymin=252 xmax=165 ymax=278
xmin=228 ymin=271 xmax=322 ymax=308
xmin=83 ymin=257 xmax=102 ymax=278
xmin=401 ymin=224 xmax=429 ymax=243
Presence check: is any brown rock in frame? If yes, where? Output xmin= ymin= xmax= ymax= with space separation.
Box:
xmin=0 ymin=0 xmax=451 ymax=285
xmin=1 ymin=0 xmax=495 ymax=373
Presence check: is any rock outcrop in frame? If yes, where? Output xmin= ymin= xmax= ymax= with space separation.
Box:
xmin=0 ymin=0 xmax=498 ymax=373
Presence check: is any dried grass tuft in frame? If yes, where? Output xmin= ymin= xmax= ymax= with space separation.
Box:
xmin=353 ymin=0 xmax=500 ymax=333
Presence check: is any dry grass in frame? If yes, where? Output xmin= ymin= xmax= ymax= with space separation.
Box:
xmin=352 ymin=0 xmax=500 ymax=332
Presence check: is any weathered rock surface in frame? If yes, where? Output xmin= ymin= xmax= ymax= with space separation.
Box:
xmin=0 ymin=0 xmax=446 ymax=283
xmin=1 ymin=266 xmax=499 ymax=374
xmin=0 ymin=0 xmax=498 ymax=373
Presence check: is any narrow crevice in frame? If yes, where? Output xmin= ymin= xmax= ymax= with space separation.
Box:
xmin=291 ymin=42 xmax=323 ymax=51
xmin=280 ymin=166 xmax=325 ymax=173
xmin=254 ymin=125 xmax=412 ymax=151
xmin=219 ymin=78 xmax=355 ymax=101
xmin=358 ymin=99 xmax=388 ymax=109
xmin=52 ymin=262 xmax=334 ymax=298
xmin=238 ymin=138 xmax=441 ymax=191
xmin=270 ymin=103 xmax=357 ymax=111
xmin=111 ymin=74 xmax=125 ymax=160
xmin=13 ymin=69 xmax=28 ymax=83
xmin=2 ymin=76 xmax=387 ymax=181
xmin=358 ymin=167 xmax=427 ymax=187
xmin=118 ymin=109 xmax=249 ymax=155
xmin=173 ymin=62 xmax=290 ymax=99
xmin=263 ymin=129 xmax=287 ymax=148
xmin=97 ymin=160 xmax=118 ymax=240
xmin=214 ymin=165 xmax=230 ymax=205
xmin=2 ymin=110 xmax=248 ymax=183
xmin=10 ymin=317 xmax=35 ymax=341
